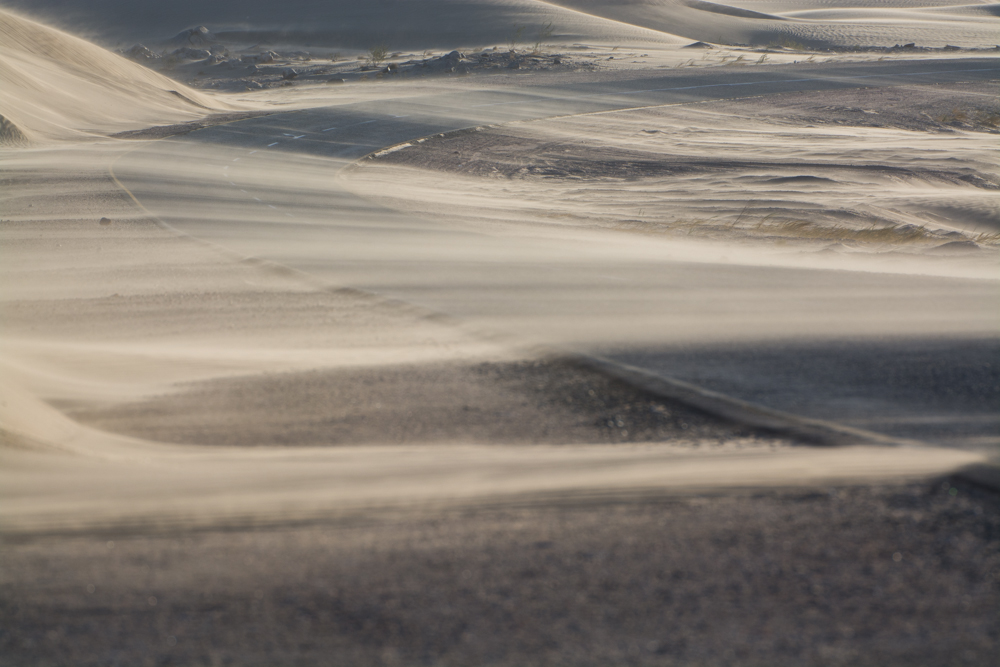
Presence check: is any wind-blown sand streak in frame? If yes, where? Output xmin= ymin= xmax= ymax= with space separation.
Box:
xmin=1 ymin=3 xmax=998 ymax=664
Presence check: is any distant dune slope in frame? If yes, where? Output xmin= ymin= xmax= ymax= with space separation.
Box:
xmin=0 ymin=9 xmax=225 ymax=143
xmin=547 ymin=0 xmax=1000 ymax=47
xmin=2 ymin=0 xmax=995 ymax=53
xmin=0 ymin=0 xmax=685 ymax=49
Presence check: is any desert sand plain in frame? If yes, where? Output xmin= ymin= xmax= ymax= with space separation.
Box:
xmin=1 ymin=0 xmax=999 ymax=665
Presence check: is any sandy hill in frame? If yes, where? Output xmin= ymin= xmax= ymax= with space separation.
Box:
xmin=550 ymin=0 xmax=1000 ymax=48
xmin=0 ymin=9 xmax=226 ymax=144
xmin=2 ymin=0 xmax=996 ymax=50
xmin=0 ymin=0 xmax=685 ymax=50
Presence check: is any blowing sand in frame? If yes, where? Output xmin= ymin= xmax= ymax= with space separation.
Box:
xmin=346 ymin=80 xmax=1000 ymax=257
xmin=1 ymin=1 xmax=999 ymax=664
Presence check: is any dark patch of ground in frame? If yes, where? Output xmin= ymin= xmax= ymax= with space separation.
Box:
xmin=363 ymin=81 xmax=1000 ymax=186
xmin=122 ymin=45 xmax=589 ymax=92
xmin=366 ymin=125 xmax=999 ymax=187
xmin=67 ymin=358 xmax=771 ymax=446
xmin=705 ymin=80 xmax=1000 ymax=133
xmin=2 ymin=478 xmax=997 ymax=666
xmin=111 ymin=111 xmax=277 ymax=140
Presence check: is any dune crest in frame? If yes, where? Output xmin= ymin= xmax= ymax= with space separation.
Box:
xmin=0 ymin=9 xmax=227 ymax=143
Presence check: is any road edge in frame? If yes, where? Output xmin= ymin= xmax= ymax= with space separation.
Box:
xmin=557 ymin=352 xmax=932 ymax=448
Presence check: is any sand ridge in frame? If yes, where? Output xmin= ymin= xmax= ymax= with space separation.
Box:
xmin=0 ymin=9 xmax=228 ymax=143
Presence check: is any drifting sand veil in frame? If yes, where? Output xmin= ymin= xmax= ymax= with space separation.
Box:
xmin=0 ymin=9 xmax=226 ymax=143
xmin=1 ymin=4 xmax=999 ymax=664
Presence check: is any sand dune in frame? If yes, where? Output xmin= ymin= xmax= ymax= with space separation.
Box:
xmin=1 ymin=0 xmax=686 ymax=50
xmin=6 ymin=0 xmax=994 ymax=53
xmin=2 ymin=6 xmax=998 ymax=663
xmin=551 ymin=0 xmax=1000 ymax=47
xmin=0 ymin=9 xmax=226 ymax=143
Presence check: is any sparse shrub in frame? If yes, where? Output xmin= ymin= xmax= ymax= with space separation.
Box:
xmin=532 ymin=22 xmax=555 ymax=54
xmin=767 ymin=38 xmax=807 ymax=51
xmin=507 ymin=26 xmax=526 ymax=52
xmin=366 ymin=43 xmax=389 ymax=68
xmin=932 ymin=106 xmax=1000 ymax=127
xmin=979 ymin=112 xmax=1000 ymax=128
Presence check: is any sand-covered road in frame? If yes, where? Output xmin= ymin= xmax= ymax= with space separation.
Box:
xmin=109 ymin=58 xmax=1000 ymax=451
xmin=3 ymin=4 xmax=1000 ymax=664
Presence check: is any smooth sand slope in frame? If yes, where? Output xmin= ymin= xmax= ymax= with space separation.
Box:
xmin=0 ymin=10 xmax=226 ymax=143
xmin=1 ymin=0 xmax=686 ymax=50
xmin=550 ymin=0 xmax=1000 ymax=47
xmin=4 ymin=0 xmax=997 ymax=51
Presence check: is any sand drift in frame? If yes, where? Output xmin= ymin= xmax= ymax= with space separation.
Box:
xmin=2 ymin=5 xmax=1000 ymax=665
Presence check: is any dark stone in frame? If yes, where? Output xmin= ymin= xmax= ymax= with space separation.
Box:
xmin=170 ymin=47 xmax=211 ymax=60
xmin=122 ymin=44 xmax=158 ymax=61
xmin=171 ymin=26 xmax=216 ymax=47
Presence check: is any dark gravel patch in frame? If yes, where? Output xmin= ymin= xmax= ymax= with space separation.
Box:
xmin=68 ymin=358 xmax=775 ymax=446
xmin=2 ymin=478 xmax=997 ymax=666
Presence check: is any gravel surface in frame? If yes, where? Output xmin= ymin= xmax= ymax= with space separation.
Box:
xmin=2 ymin=478 xmax=997 ymax=666
xmin=69 ymin=359 xmax=775 ymax=446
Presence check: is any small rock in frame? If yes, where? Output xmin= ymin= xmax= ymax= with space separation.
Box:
xmin=170 ymin=47 xmax=211 ymax=60
xmin=552 ymin=56 xmax=561 ymax=64
xmin=281 ymin=68 xmax=298 ymax=80
xmin=122 ymin=44 xmax=158 ymax=62
xmin=99 ymin=217 xmax=111 ymax=226
xmin=171 ymin=26 xmax=216 ymax=47
xmin=241 ymin=51 xmax=278 ymax=64
xmin=683 ymin=41 xmax=715 ymax=49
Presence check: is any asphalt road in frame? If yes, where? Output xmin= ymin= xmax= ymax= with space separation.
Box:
xmin=113 ymin=59 xmax=1000 ymax=451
